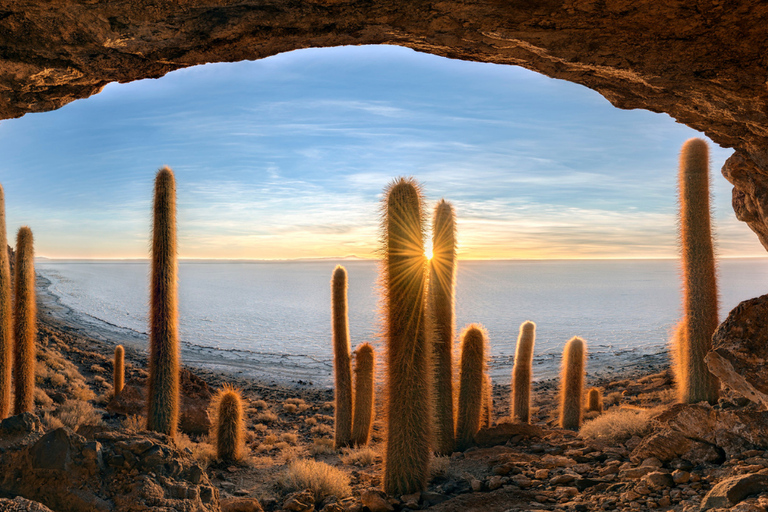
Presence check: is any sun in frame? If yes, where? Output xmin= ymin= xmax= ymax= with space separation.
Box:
xmin=425 ymin=241 xmax=433 ymax=260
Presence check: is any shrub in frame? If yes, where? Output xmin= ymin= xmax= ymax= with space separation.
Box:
xmin=253 ymin=411 xmax=278 ymax=424
xmin=283 ymin=403 xmax=298 ymax=414
xmin=282 ymin=459 xmax=352 ymax=504
xmin=310 ymin=437 xmax=335 ymax=455
xmin=579 ymin=408 xmax=652 ymax=444
xmin=340 ymin=446 xmax=379 ymax=466
xmin=58 ymin=400 xmax=103 ymax=430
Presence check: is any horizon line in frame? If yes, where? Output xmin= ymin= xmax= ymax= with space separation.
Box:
xmin=34 ymin=255 xmax=768 ymax=262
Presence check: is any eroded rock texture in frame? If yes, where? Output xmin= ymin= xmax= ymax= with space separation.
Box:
xmin=2 ymin=1 xmax=768 ymax=242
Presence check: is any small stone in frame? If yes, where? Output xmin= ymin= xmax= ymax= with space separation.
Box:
xmin=641 ymin=457 xmax=663 ymax=468
xmin=672 ymin=469 xmax=690 ymax=485
xmin=361 ymin=489 xmax=394 ymax=512
xmin=550 ymin=474 xmax=576 ymax=485
xmin=283 ymin=490 xmax=315 ymax=512
xmin=700 ymin=474 xmax=768 ymax=511
xmin=488 ymin=476 xmax=503 ymax=490
xmin=619 ymin=466 xmax=655 ymax=479
xmin=535 ymin=469 xmax=549 ymax=479
xmin=621 ymin=490 xmax=641 ymax=501
xmin=657 ymin=496 xmax=671 ymax=507
xmin=511 ymin=475 xmax=532 ymax=488
xmin=641 ymin=472 xmax=674 ymax=491
xmin=470 ymin=478 xmax=482 ymax=492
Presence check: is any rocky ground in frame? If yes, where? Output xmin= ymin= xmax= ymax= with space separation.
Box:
xmin=3 ymin=302 xmax=768 ymax=512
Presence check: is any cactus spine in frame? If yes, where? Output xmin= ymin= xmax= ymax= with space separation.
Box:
xmin=430 ymin=199 xmax=457 ymax=455
xmin=146 ymin=167 xmax=180 ymax=437
xmin=559 ymin=337 xmax=586 ymax=430
xmin=114 ymin=345 xmax=125 ymax=396
xmin=456 ymin=324 xmax=487 ymax=451
xmin=332 ymin=265 xmax=353 ymax=448
xmin=675 ymin=138 xmax=720 ymax=404
xmin=214 ymin=386 xmax=244 ymax=461
xmin=511 ymin=321 xmax=536 ymax=423
xmin=351 ymin=342 xmax=375 ymax=447
xmin=383 ymin=178 xmax=432 ymax=496
xmin=587 ymin=387 xmax=603 ymax=413
xmin=482 ymin=374 xmax=493 ymax=429
xmin=13 ymin=227 xmax=36 ymax=415
xmin=0 ymin=186 xmax=11 ymax=419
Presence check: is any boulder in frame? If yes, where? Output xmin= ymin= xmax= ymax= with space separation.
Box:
xmin=708 ymin=294 xmax=768 ymax=407
xmin=630 ymin=403 xmax=768 ymax=464
xmin=107 ymin=368 xmax=213 ymax=435
xmin=474 ymin=421 xmax=543 ymax=447
xmin=700 ymin=474 xmax=768 ymax=511
xmin=0 ymin=422 xmax=221 ymax=512
xmin=0 ymin=497 xmax=55 ymax=511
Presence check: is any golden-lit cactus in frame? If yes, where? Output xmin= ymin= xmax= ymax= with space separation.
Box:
xmin=511 ymin=321 xmax=536 ymax=424
xmin=482 ymin=374 xmax=493 ymax=429
xmin=382 ymin=177 xmax=432 ymax=496
xmin=456 ymin=324 xmax=487 ymax=451
xmin=559 ymin=337 xmax=586 ymax=430
xmin=13 ymin=226 xmax=36 ymax=415
xmin=331 ymin=265 xmax=353 ymax=449
xmin=429 ymin=199 xmax=457 ymax=455
xmin=351 ymin=342 xmax=375 ymax=447
xmin=675 ymin=138 xmax=720 ymax=405
xmin=587 ymin=387 xmax=603 ymax=413
xmin=146 ymin=167 xmax=180 ymax=437
xmin=0 ymin=186 xmax=11 ymax=419
xmin=213 ymin=386 xmax=245 ymax=461
xmin=114 ymin=345 xmax=125 ymax=396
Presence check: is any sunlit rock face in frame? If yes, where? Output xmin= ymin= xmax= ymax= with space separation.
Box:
xmin=1 ymin=0 xmax=768 ymax=242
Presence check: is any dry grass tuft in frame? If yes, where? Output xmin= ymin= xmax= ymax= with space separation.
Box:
xmin=263 ymin=434 xmax=278 ymax=446
xmin=281 ymin=459 xmax=352 ymax=504
xmin=310 ymin=437 xmax=335 ymax=455
xmin=340 ymin=446 xmax=379 ymax=466
xmin=304 ymin=417 xmax=318 ymax=426
xmin=58 ymin=400 xmax=103 ymax=430
xmin=42 ymin=411 xmax=64 ymax=430
xmin=253 ymin=411 xmax=278 ymax=424
xmin=122 ymin=414 xmax=145 ymax=433
xmin=253 ymin=399 xmax=268 ymax=409
xmin=283 ymin=403 xmax=298 ymax=414
xmin=580 ymin=407 xmax=653 ymax=444
xmin=281 ymin=432 xmax=299 ymax=445
xmin=285 ymin=398 xmax=305 ymax=406
xmin=311 ymin=424 xmax=332 ymax=435
xmin=253 ymin=423 xmax=268 ymax=433
xmin=34 ymin=388 xmax=53 ymax=407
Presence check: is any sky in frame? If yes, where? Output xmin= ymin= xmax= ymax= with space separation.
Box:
xmin=0 ymin=44 xmax=761 ymax=260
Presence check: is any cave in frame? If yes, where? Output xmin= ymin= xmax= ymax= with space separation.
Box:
xmin=2 ymin=1 xmax=768 ymax=249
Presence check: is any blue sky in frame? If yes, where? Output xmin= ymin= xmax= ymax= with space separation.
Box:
xmin=0 ymin=45 xmax=760 ymax=259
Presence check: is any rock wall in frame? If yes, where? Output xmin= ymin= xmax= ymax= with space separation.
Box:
xmin=1 ymin=0 xmax=768 ymax=244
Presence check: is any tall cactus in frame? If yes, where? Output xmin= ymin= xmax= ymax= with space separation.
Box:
xmin=114 ymin=345 xmax=125 ymax=396
xmin=511 ymin=320 xmax=536 ymax=423
xmin=382 ymin=177 xmax=432 ymax=496
xmin=332 ymin=265 xmax=353 ymax=448
xmin=456 ymin=324 xmax=486 ymax=451
xmin=146 ymin=167 xmax=180 ymax=437
xmin=351 ymin=342 xmax=375 ymax=447
xmin=675 ymin=138 xmax=720 ymax=404
xmin=13 ymin=226 xmax=36 ymax=415
xmin=0 ymin=186 xmax=11 ymax=419
xmin=559 ymin=337 xmax=585 ymax=430
xmin=429 ymin=199 xmax=457 ymax=455
xmin=214 ymin=386 xmax=244 ymax=461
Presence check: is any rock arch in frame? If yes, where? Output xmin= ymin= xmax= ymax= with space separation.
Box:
xmin=2 ymin=0 xmax=768 ymax=246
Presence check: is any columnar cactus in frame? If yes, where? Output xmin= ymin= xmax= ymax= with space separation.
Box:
xmin=429 ymin=199 xmax=457 ymax=455
xmin=332 ymin=265 xmax=353 ymax=448
xmin=13 ymin=226 xmax=36 ymax=415
xmin=511 ymin=321 xmax=536 ymax=423
xmin=351 ymin=342 xmax=375 ymax=447
xmin=559 ymin=337 xmax=586 ymax=430
xmin=114 ymin=345 xmax=125 ymax=396
xmin=382 ymin=178 xmax=432 ymax=496
xmin=675 ymin=138 xmax=720 ymax=405
xmin=587 ymin=387 xmax=603 ymax=413
xmin=456 ymin=324 xmax=487 ymax=451
xmin=214 ymin=386 xmax=244 ymax=461
xmin=146 ymin=167 xmax=180 ymax=437
xmin=0 ymin=186 xmax=11 ymax=419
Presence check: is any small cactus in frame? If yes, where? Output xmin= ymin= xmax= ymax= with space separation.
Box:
xmin=675 ymin=138 xmax=720 ymax=404
xmin=382 ymin=177 xmax=432 ymax=496
xmin=559 ymin=337 xmax=586 ymax=430
xmin=351 ymin=343 xmax=375 ymax=447
xmin=0 ymin=186 xmax=11 ymax=420
xmin=586 ymin=387 xmax=603 ymax=413
xmin=482 ymin=374 xmax=493 ymax=429
xmin=13 ymin=226 xmax=36 ymax=415
xmin=429 ymin=199 xmax=457 ymax=455
xmin=456 ymin=324 xmax=487 ymax=451
xmin=213 ymin=386 xmax=245 ymax=461
xmin=114 ymin=345 xmax=125 ymax=396
xmin=146 ymin=167 xmax=180 ymax=437
xmin=331 ymin=265 xmax=353 ymax=449
xmin=511 ymin=321 xmax=536 ymax=423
